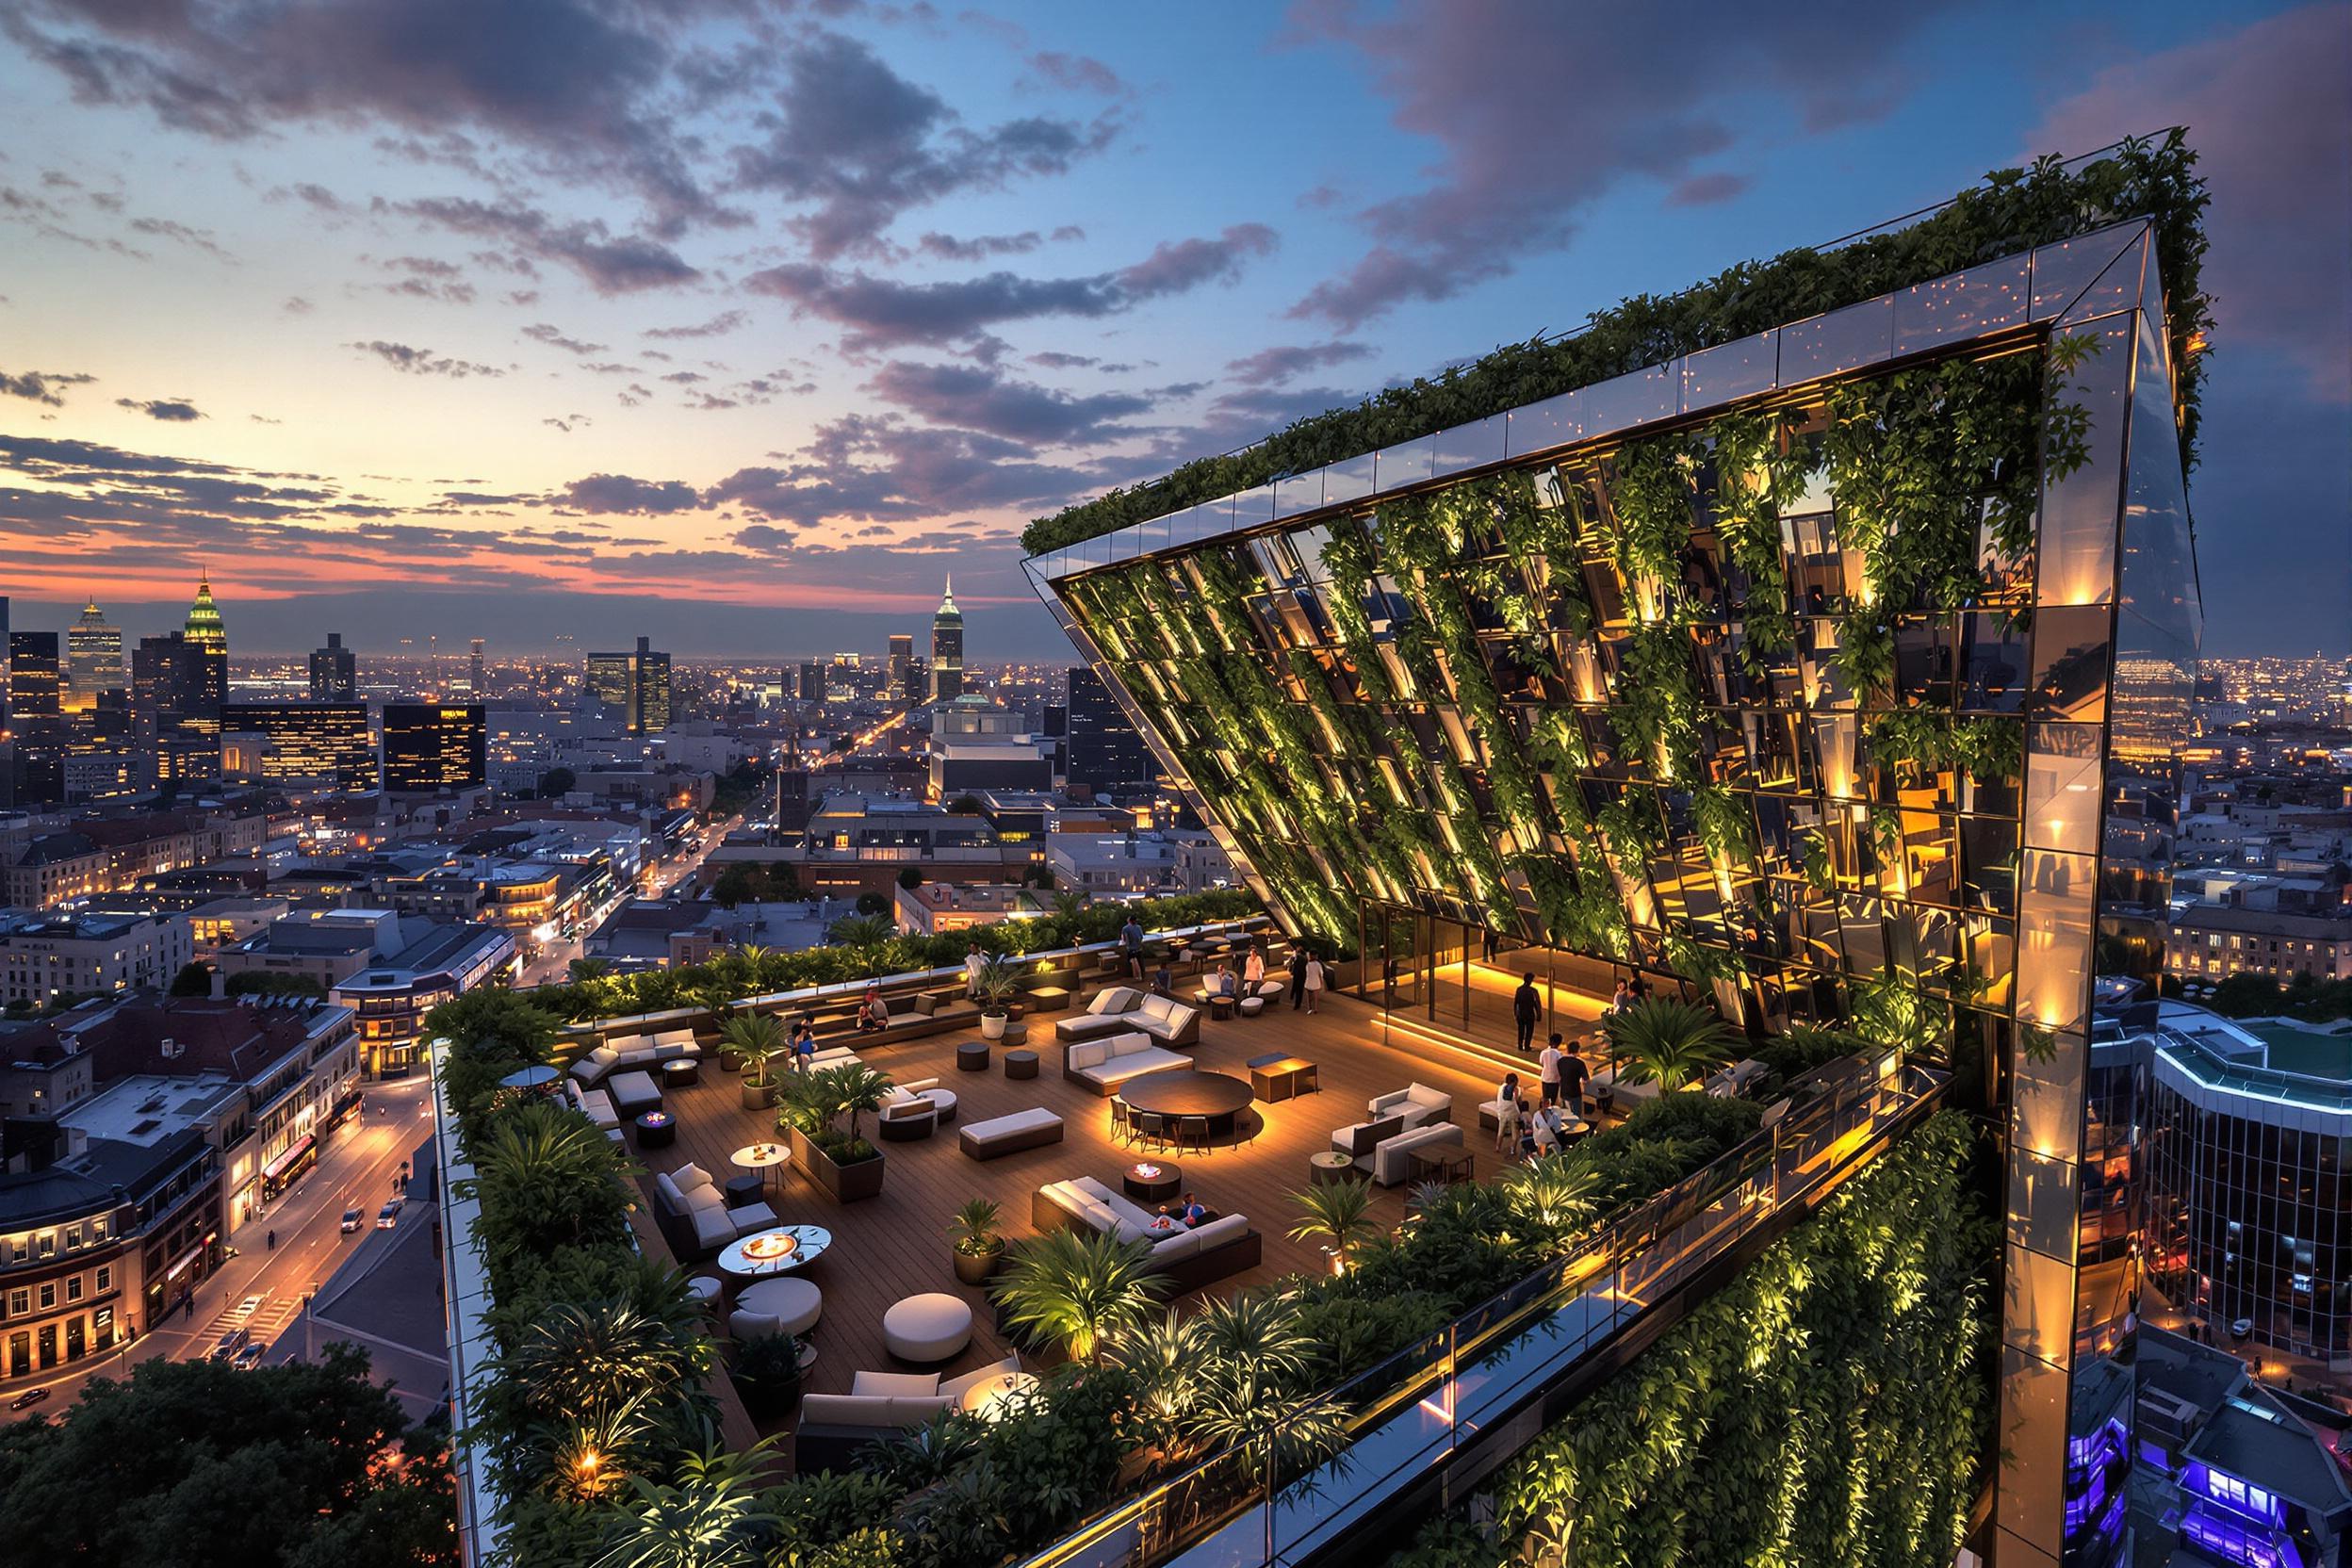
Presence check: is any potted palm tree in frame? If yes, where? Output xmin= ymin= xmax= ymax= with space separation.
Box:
xmin=988 ymin=1227 xmax=1165 ymax=1365
xmin=948 ymin=1198 xmax=1005 ymax=1286
xmin=776 ymin=1061 xmax=890 ymax=1202
xmin=1603 ymin=997 xmax=1737 ymax=1094
xmin=973 ymin=956 xmax=1021 ymax=1041
xmin=721 ymin=1012 xmax=788 ymax=1109
xmin=1285 ymin=1180 xmax=1384 ymax=1276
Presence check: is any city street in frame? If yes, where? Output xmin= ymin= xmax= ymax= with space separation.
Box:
xmin=516 ymin=814 xmax=738 ymax=986
xmin=8 ymin=1075 xmax=433 ymax=1411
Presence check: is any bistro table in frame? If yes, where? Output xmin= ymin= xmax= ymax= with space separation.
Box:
xmin=717 ymin=1224 xmax=832 ymax=1282
xmin=730 ymin=1141 xmax=790 ymax=1200
xmin=1308 ymin=1151 xmax=1363 ymax=1186
xmin=1117 ymin=1070 xmax=1254 ymax=1143
xmin=1248 ymin=1055 xmax=1316 ymax=1102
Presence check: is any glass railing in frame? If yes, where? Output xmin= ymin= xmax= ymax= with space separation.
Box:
xmin=1014 ymin=1048 xmax=1948 ymax=1568
xmin=2157 ymin=1036 xmax=2352 ymax=1112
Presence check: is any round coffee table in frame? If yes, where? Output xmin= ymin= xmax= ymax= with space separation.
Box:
xmin=718 ymin=1224 xmax=831 ymax=1281
xmin=635 ymin=1110 xmax=676 ymax=1149
xmin=662 ymin=1057 xmax=699 ymax=1089
xmin=1122 ymin=1160 xmax=1180 ymax=1202
xmin=1309 ymin=1151 xmax=1363 ymax=1185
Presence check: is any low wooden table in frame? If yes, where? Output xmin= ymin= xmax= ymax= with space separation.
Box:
xmin=1308 ymin=1151 xmax=1362 ymax=1186
xmin=1407 ymin=1147 xmax=1476 ymax=1186
xmin=1122 ymin=1160 xmax=1180 ymax=1202
xmin=1249 ymin=1055 xmax=1315 ymax=1102
xmin=1207 ymin=994 xmax=1237 ymax=1021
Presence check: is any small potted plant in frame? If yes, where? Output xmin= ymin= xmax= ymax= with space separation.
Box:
xmin=950 ymin=1198 xmax=1005 ymax=1286
xmin=731 ymin=1331 xmax=806 ymax=1419
xmin=974 ymin=956 xmax=1020 ymax=1042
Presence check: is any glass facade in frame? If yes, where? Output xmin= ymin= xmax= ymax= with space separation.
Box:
xmin=1031 ymin=226 xmax=2202 ymax=1567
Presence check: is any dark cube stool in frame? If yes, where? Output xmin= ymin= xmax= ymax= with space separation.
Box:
xmin=723 ymin=1173 xmax=766 ymax=1209
xmin=1004 ymin=1050 xmax=1039 ymax=1080
xmin=957 ymin=1040 xmax=990 ymax=1071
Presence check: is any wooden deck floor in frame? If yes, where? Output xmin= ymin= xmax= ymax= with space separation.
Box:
xmin=631 ymin=992 xmax=1516 ymax=1442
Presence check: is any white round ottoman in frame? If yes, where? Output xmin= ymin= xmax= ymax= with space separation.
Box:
xmin=883 ymin=1291 xmax=974 ymax=1363
xmin=923 ymin=1087 xmax=958 ymax=1123
xmin=685 ymin=1275 xmax=724 ymax=1308
xmin=1238 ymin=996 xmax=1265 ymax=1016
xmin=737 ymin=1276 xmax=823 ymax=1336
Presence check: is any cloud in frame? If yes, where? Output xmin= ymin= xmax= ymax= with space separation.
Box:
xmin=127 ymin=215 xmax=234 ymax=260
xmin=2 ymin=368 xmax=97 ymax=407
xmin=1024 ymin=51 xmax=1127 ymax=96
xmin=1296 ymin=184 xmax=1343 ymax=210
xmin=283 ymin=296 xmax=314 ymax=314
xmin=115 ymin=396 xmax=205 ymax=421
xmin=369 ymin=253 xmax=475 ymax=304
xmin=553 ymin=473 xmax=703 ymax=514
xmin=1284 ymin=0 xmax=1952 ymax=327
xmin=389 ymin=195 xmax=699 ymax=294
xmin=643 ymin=310 xmax=747 ymax=340
xmin=864 ymin=360 xmax=1154 ymax=445
xmin=746 ymin=223 xmax=1280 ymax=351
xmin=2028 ymin=4 xmax=2352 ymax=403
xmin=1666 ymin=172 xmax=1752 ymax=207
xmin=728 ymin=29 xmax=1117 ymax=260
xmin=349 ymin=340 xmax=502 ymax=378
xmin=917 ymin=230 xmax=1046 ymax=262
xmin=1224 ymin=340 xmax=1375 ymax=387
xmin=521 ymin=322 xmax=609 ymax=356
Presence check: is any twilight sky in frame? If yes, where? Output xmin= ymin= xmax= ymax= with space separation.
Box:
xmin=1 ymin=0 xmax=2346 ymax=661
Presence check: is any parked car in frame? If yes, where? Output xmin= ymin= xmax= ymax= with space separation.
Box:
xmin=232 ymin=1342 xmax=268 ymax=1371
xmin=211 ymin=1326 xmax=252 ymax=1361
xmin=8 ymin=1386 xmax=50 ymax=1412
xmin=376 ymin=1200 xmax=401 ymax=1230
xmin=340 ymin=1207 xmax=363 ymax=1234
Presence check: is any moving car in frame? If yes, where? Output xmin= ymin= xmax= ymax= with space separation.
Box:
xmin=232 ymin=1342 xmax=268 ymax=1371
xmin=232 ymin=1295 xmax=264 ymax=1319
xmin=8 ymin=1386 xmax=50 ymax=1412
xmin=211 ymin=1326 xmax=252 ymax=1361
xmin=376 ymin=1200 xmax=401 ymax=1230
xmin=340 ymin=1207 xmax=363 ymax=1234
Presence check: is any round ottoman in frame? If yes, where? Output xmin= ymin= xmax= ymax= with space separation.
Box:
xmin=922 ymin=1087 xmax=958 ymax=1123
xmin=883 ymin=1291 xmax=974 ymax=1363
xmin=738 ymin=1276 xmax=823 ymax=1337
xmin=1238 ymin=996 xmax=1265 ymax=1017
xmin=957 ymin=1040 xmax=990 ymax=1071
xmin=1002 ymin=1021 xmax=1029 ymax=1045
xmin=685 ymin=1275 xmax=724 ymax=1308
xmin=1004 ymin=1049 xmax=1038 ymax=1080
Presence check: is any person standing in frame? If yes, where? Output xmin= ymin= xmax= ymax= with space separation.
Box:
xmin=1242 ymin=945 xmax=1266 ymax=992
xmin=1120 ymin=914 xmax=1145 ymax=978
xmin=1494 ymin=1072 xmax=1523 ymax=1151
xmin=1559 ymin=1037 xmax=1591 ymax=1120
xmin=1302 ymin=953 xmax=1326 ymax=1014
xmin=1609 ymin=977 xmax=1633 ymax=1014
xmin=1538 ymin=1032 xmax=1563 ymax=1106
xmin=1512 ymin=973 xmax=1542 ymax=1054
xmin=964 ymin=942 xmax=986 ymax=1001
xmin=1290 ymin=949 xmax=1311 ymax=1011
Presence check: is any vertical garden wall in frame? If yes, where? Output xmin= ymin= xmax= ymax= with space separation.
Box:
xmin=1390 ymin=1112 xmax=1995 ymax=1568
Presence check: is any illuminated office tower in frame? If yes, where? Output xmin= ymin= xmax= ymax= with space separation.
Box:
xmin=133 ymin=630 xmax=223 ymax=783
xmin=66 ymin=600 xmax=124 ymax=711
xmin=8 ymin=632 xmax=65 ymax=806
xmin=182 ymin=574 xmax=226 ymax=656
xmin=468 ymin=638 xmax=485 ymax=698
xmin=220 ymin=702 xmax=374 ymax=790
xmin=928 ymin=577 xmax=964 ymax=703
xmin=799 ymin=662 xmax=825 ymax=702
xmin=583 ymin=638 xmax=669 ymax=733
xmin=888 ymin=634 xmax=913 ymax=701
xmin=310 ymin=631 xmax=357 ymax=700
xmin=381 ymin=703 xmax=485 ymax=792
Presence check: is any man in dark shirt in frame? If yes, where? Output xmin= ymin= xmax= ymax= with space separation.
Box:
xmin=1512 ymin=973 xmax=1541 ymax=1054
xmin=1559 ymin=1037 xmax=1592 ymax=1119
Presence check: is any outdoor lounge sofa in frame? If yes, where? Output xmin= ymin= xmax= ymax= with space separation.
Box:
xmin=569 ymin=1031 xmax=704 ymax=1087
xmin=1062 ymin=1032 xmax=1193 ymax=1094
xmin=793 ymin=1356 xmax=1023 ymax=1473
xmin=652 ymin=1163 xmax=779 ymax=1261
xmin=1033 ymin=1178 xmax=1261 ymax=1293
xmin=1367 ymin=1083 xmax=1453 ymax=1128
xmin=1053 ymin=988 xmax=1202 ymax=1048
xmin=1364 ymin=1122 xmax=1464 ymax=1186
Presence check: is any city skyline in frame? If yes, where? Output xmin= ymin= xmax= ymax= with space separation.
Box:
xmin=0 ymin=3 xmax=2344 ymax=660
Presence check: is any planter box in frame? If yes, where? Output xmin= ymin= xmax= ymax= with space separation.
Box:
xmin=789 ymin=1124 xmax=886 ymax=1202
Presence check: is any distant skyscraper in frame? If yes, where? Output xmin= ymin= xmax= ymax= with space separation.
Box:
xmin=888 ymin=633 xmax=913 ymax=700
xmin=7 ymin=632 xmax=65 ymax=806
xmin=382 ymin=703 xmax=486 ymax=792
xmin=1065 ymin=666 xmax=1158 ymax=791
xmin=65 ymin=600 xmax=124 ymax=711
xmin=582 ymin=637 xmax=669 ymax=734
xmin=310 ymin=631 xmax=357 ymax=700
xmin=904 ymin=657 xmax=927 ymax=705
xmin=799 ymin=661 xmax=826 ymax=702
xmin=468 ymin=637 xmax=485 ymax=698
xmin=133 ymin=630 xmax=222 ymax=783
xmin=929 ymin=577 xmax=964 ymax=703
xmin=183 ymin=574 xmax=226 ymax=656
xmin=220 ymin=702 xmax=375 ymax=791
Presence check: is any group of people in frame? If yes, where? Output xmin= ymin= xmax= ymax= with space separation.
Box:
xmin=1511 ymin=971 xmax=1650 ymax=1054
xmin=1494 ymin=1031 xmax=1592 ymax=1157
xmin=1152 ymin=1191 xmax=1213 ymax=1230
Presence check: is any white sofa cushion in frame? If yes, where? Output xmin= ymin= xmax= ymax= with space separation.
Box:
xmin=1086 ymin=988 xmax=1143 ymax=1018
xmin=676 ymin=1162 xmax=713 ymax=1192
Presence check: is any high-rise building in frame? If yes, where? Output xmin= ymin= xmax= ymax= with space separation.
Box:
xmin=220 ymin=702 xmax=375 ymax=791
xmin=65 ymin=600 xmax=124 ymax=712
xmin=903 ymin=657 xmax=927 ymax=705
xmin=929 ymin=577 xmax=964 ymax=703
xmin=182 ymin=574 xmax=226 ymax=657
xmin=8 ymin=632 xmax=65 ymax=806
xmin=582 ymin=638 xmax=669 ymax=733
xmin=309 ymin=631 xmax=357 ymax=700
xmin=888 ymin=633 xmax=914 ymax=701
xmin=132 ymin=630 xmax=222 ymax=783
xmin=799 ymin=662 xmax=826 ymax=702
xmin=468 ymin=638 xmax=485 ymax=699
xmin=381 ymin=703 xmax=485 ymax=792
xmin=1065 ymin=666 xmax=1157 ymax=792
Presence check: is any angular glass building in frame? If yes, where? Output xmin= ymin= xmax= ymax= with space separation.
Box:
xmin=1029 ymin=186 xmax=2203 ymax=1564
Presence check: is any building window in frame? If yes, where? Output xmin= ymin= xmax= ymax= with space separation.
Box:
xmin=65 ymin=1275 xmax=82 ymax=1302
xmin=38 ymin=1282 xmax=55 ymax=1310
xmin=95 ymin=1266 xmax=111 ymax=1294
xmin=7 ymin=1289 xmax=25 ymax=1316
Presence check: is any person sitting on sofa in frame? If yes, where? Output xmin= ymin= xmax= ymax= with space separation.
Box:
xmin=1178 ymin=1191 xmax=1209 ymax=1227
xmin=1207 ymin=964 xmax=1237 ymax=1001
xmin=856 ymin=986 xmax=890 ymax=1033
xmin=1151 ymin=957 xmax=1174 ymax=997
xmin=792 ymin=1020 xmax=818 ymax=1070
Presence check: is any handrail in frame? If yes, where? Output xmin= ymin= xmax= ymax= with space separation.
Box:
xmin=1011 ymin=1046 xmax=1947 ymax=1568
